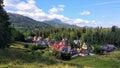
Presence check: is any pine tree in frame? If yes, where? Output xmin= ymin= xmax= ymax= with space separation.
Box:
xmin=0 ymin=0 xmax=12 ymax=49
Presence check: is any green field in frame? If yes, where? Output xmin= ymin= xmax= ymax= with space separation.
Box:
xmin=0 ymin=43 xmax=120 ymax=68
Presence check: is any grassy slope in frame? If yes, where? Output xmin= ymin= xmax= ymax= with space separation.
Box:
xmin=0 ymin=43 xmax=120 ymax=68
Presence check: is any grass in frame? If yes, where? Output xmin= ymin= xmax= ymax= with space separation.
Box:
xmin=0 ymin=42 xmax=120 ymax=68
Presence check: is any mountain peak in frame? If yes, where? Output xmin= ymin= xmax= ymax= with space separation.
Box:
xmin=52 ymin=18 xmax=62 ymax=24
xmin=43 ymin=19 xmax=78 ymax=28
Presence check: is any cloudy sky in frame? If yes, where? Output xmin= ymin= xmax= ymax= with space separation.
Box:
xmin=4 ymin=0 xmax=120 ymax=27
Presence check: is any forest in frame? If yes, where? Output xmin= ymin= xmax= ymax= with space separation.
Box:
xmin=16 ymin=26 xmax=120 ymax=48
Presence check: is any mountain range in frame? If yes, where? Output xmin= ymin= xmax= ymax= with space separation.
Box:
xmin=43 ymin=19 xmax=77 ymax=28
xmin=8 ymin=13 xmax=52 ymax=29
xmin=8 ymin=13 xmax=78 ymax=29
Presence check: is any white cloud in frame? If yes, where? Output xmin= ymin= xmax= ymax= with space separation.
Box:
xmin=80 ymin=11 xmax=91 ymax=16
xmin=48 ymin=5 xmax=65 ymax=14
xmin=4 ymin=0 xmax=97 ymax=27
xmin=76 ymin=20 xmax=98 ymax=27
xmin=49 ymin=8 xmax=59 ymax=14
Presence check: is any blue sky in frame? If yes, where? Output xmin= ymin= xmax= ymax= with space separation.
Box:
xmin=4 ymin=0 xmax=120 ymax=27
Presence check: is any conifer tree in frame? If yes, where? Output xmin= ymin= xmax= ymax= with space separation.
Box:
xmin=0 ymin=0 xmax=12 ymax=49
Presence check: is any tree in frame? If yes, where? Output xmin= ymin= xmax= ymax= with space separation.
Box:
xmin=0 ymin=0 xmax=12 ymax=49
xmin=82 ymin=27 xmax=86 ymax=33
xmin=111 ymin=25 xmax=118 ymax=32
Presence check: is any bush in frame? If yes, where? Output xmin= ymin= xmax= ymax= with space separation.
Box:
xmin=52 ymin=49 xmax=59 ymax=56
xmin=61 ymin=52 xmax=71 ymax=60
xmin=93 ymin=45 xmax=104 ymax=55
xmin=31 ymin=46 xmax=39 ymax=50
xmin=31 ymin=45 xmax=47 ymax=50
xmin=49 ymin=48 xmax=60 ymax=57
xmin=24 ymin=44 xmax=29 ymax=48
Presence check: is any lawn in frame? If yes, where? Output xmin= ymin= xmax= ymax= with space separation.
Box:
xmin=0 ymin=43 xmax=120 ymax=68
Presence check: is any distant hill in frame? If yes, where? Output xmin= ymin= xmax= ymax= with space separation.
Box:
xmin=44 ymin=19 xmax=78 ymax=28
xmin=8 ymin=13 xmax=78 ymax=29
xmin=8 ymin=13 xmax=52 ymax=29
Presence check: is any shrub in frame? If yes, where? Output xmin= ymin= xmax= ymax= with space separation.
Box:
xmin=61 ymin=52 xmax=71 ymax=60
xmin=93 ymin=45 xmax=104 ymax=55
xmin=50 ymin=49 xmax=60 ymax=56
xmin=24 ymin=44 xmax=29 ymax=48
xmin=30 ymin=45 xmax=47 ymax=50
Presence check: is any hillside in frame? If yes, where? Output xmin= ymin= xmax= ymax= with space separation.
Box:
xmin=8 ymin=13 xmax=52 ymax=29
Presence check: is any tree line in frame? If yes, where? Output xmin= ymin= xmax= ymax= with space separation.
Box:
xmin=18 ymin=26 xmax=120 ymax=48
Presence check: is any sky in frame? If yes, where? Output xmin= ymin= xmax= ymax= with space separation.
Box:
xmin=3 ymin=0 xmax=120 ymax=27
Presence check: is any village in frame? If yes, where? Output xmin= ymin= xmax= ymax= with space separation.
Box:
xmin=26 ymin=35 xmax=116 ymax=60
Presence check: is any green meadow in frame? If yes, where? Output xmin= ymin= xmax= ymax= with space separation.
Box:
xmin=0 ymin=43 xmax=120 ymax=68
